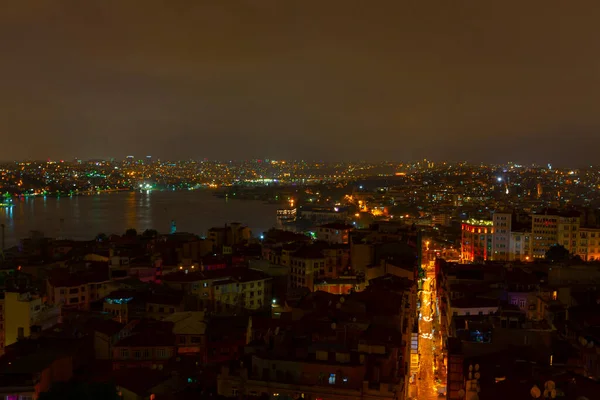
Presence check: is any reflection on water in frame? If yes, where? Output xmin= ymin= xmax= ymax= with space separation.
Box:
xmin=0 ymin=191 xmax=279 ymax=247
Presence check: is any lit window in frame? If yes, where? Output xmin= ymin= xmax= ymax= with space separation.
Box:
xmin=329 ymin=373 xmax=336 ymax=384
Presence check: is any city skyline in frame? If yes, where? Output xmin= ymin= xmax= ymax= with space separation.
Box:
xmin=3 ymin=1 xmax=600 ymax=164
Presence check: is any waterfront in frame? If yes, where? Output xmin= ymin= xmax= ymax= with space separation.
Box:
xmin=0 ymin=190 xmax=281 ymax=247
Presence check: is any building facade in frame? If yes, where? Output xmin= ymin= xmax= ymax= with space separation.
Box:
xmin=460 ymin=219 xmax=493 ymax=263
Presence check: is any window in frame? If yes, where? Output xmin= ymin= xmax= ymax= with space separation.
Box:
xmin=134 ymin=350 xmax=142 ymax=359
xmin=203 ymin=282 xmax=208 ymax=288
xmin=143 ymin=349 xmax=150 ymax=358
xmin=329 ymin=373 xmax=336 ymax=384
xmin=156 ymin=348 xmax=166 ymax=358
xmin=120 ymin=349 xmax=129 ymax=358
xmin=231 ymin=388 xmax=238 ymax=396
xmin=159 ymin=307 xmax=164 ymax=313
xmin=191 ymin=336 xmax=201 ymax=344
xmin=519 ymin=299 xmax=526 ymax=309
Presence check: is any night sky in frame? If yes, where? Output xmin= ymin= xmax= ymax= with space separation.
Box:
xmin=2 ymin=1 xmax=600 ymax=165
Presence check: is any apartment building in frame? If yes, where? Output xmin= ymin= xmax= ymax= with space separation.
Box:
xmin=3 ymin=291 xmax=60 ymax=347
xmin=491 ymin=212 xmax=512 ymax=261
xmin=509 ymin=229 xmax=533 ymax=262
xmin=162 ymin=267 xmax=272 ymax=313
xmin=577 ymin=227 xmax=600 ymax=261
xmin=531 ymin=210 xmax=579 ymax=258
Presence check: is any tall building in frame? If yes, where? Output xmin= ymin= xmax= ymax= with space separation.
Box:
xmin=531 ymin=210 xmax=579 ymax=258
xmin=461 ymin=219 xmax=493 ymax=263
xmin=492 ymin=212 xmax=512 ymax=261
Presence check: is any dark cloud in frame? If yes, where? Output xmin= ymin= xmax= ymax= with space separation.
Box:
xmin=1 ymin=1 xmax=600 ymax=165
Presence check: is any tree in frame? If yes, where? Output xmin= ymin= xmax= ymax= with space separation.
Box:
xmin=95 ymin=233 xmax=108 ymax=242
xmin=124 ymin=228 xmax=138 ymax=237
xmin=545 ymin=244 xmax=570 ymax=263
xmin=39 ymin=382 xmax=120 ymax=400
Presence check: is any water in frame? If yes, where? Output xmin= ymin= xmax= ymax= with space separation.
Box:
xmin=0 ymin=190 xmax=280 ymax=247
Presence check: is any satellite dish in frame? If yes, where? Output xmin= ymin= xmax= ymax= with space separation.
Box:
xmin=340 ymin=297 xmax=345 ymax=303
xmin=331 ymin=323 xmax=337 ymax=330
xmin=475 ymin=364 xmax=480 ymax=371
xmin=530 ymin=385 xmax=541 ymax=398
xmin=474 ymin=372 xmax=481 ymax=380
xmin=458 ymin=389 xmax=466 ymax=398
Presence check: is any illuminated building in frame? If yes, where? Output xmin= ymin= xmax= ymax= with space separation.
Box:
xmin=460 ymin=219 xmax=493 ymax=263
xmin=509 ymin=230 xmax=533 ymax=262
xmin=491 ymin=212 xmax=512 ymax=261
xmin=531 ymin=210 xmax=579 ymax=258
xmin=576 ymin=227 xmax=600 ymax=261
xmin=3 ymin=291 xmax=60 ymax=347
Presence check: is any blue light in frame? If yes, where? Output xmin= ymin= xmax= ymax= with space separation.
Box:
xmin=105 ymin=297 xmax=133 ymax=305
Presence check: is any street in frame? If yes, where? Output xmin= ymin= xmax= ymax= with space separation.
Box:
xmin=416 ymin=276 xmax=444 ymax=399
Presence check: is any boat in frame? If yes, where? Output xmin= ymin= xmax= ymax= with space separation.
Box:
xmin=277 ymin=207 xmax=297 ymax=222
xmin=0 ymin=195 xmax=13 ymax=208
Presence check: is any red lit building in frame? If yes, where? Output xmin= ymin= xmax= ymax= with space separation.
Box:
xmin=460 ymin=219 xmax=493 ymax=263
